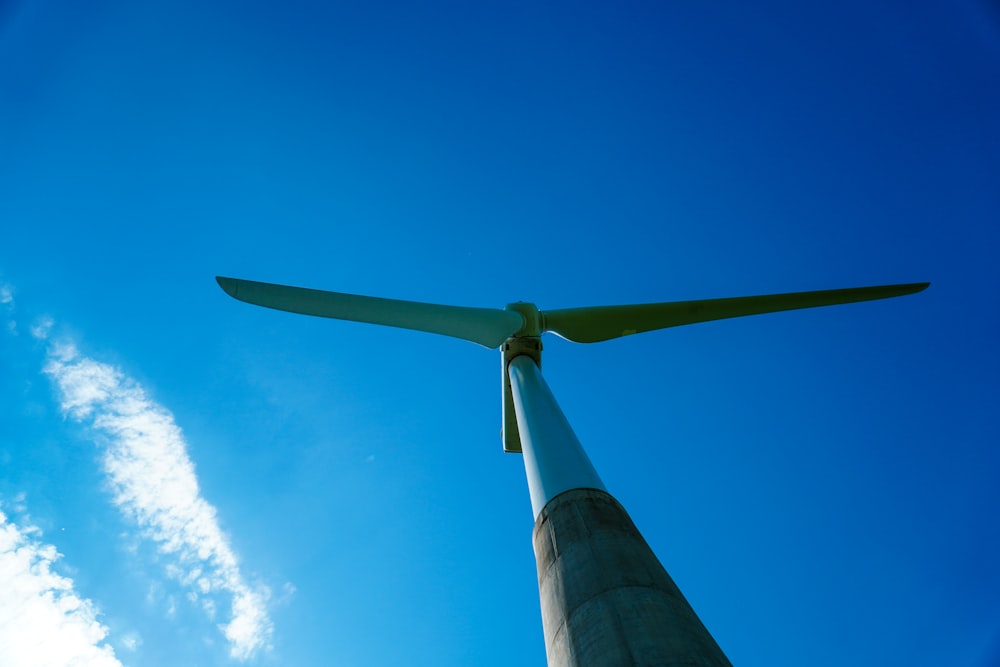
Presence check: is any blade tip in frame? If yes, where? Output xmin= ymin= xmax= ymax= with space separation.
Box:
xmin=215 ymin=276 xmax=240 ymax=298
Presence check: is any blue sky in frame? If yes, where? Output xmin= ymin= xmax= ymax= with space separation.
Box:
xmin=1 ymin=1 xmax=998 ymax=665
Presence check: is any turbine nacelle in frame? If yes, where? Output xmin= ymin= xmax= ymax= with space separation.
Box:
xmin=500 ymin=334 xmax=543 ymax=453
xmin=498 ymin=303 xmax=546 ymax=451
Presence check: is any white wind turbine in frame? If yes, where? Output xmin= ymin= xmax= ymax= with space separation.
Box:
xmin=217 ymin=276 xmax=928 ymax=667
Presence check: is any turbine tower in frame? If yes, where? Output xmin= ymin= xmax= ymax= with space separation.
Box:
xmin=217 ymin=276 xmax=928 ymax=666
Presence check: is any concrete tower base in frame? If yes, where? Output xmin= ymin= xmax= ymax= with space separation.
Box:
xmin=532 ymin=488 xmax=732 ymax=667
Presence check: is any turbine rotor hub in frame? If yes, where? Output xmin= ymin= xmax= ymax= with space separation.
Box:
xmin=505 ymin=301 xmax=543 ymax=337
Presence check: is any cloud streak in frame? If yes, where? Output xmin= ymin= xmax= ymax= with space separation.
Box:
xmin=1 ymin=282 xmax=16 ymax=334
xmin=0 ymin=510 xmax=124 ymax=667
xmin=41 ymin=339 xmax=272 ymax=660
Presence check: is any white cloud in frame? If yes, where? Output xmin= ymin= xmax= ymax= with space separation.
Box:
xmin=121 ymin=633 xmax=141 ymax=652
xmin=31 ymin=315 xmax=54 ymax=340
xmin=0 ymin=510 xmax=124 ymax=667
xmin=1 ymin=283 xmax=16 ymax=334
xmin=43 ymin=340 xmax=273 ymax=660
xmin=12 ymin=492 xmax=27 ymax=514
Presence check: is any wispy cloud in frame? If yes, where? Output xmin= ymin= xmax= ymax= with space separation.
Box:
xmin=1 ymin=282 xmax=16 ymax=334
xmin=0 ymin=509 xmax=124 ymax=667
xmin=40 ymin=337 xmax=273 ymax=660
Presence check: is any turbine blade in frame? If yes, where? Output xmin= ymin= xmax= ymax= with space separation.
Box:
xmin=543 ymin=282 xmax=930 ymax=343
xmin=216 ymin=276 xmax=523 ymax=348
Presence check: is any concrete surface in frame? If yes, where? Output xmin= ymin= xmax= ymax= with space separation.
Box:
xmin=532 ymin=488 xmax=732 ymax=667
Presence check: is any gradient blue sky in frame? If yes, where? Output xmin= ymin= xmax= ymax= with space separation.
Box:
xmin=1 ymin=1 xmax=998 ymax=665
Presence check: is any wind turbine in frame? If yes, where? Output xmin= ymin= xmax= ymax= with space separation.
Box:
xmin=217 ymin=276 xmax=928 ymax=667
